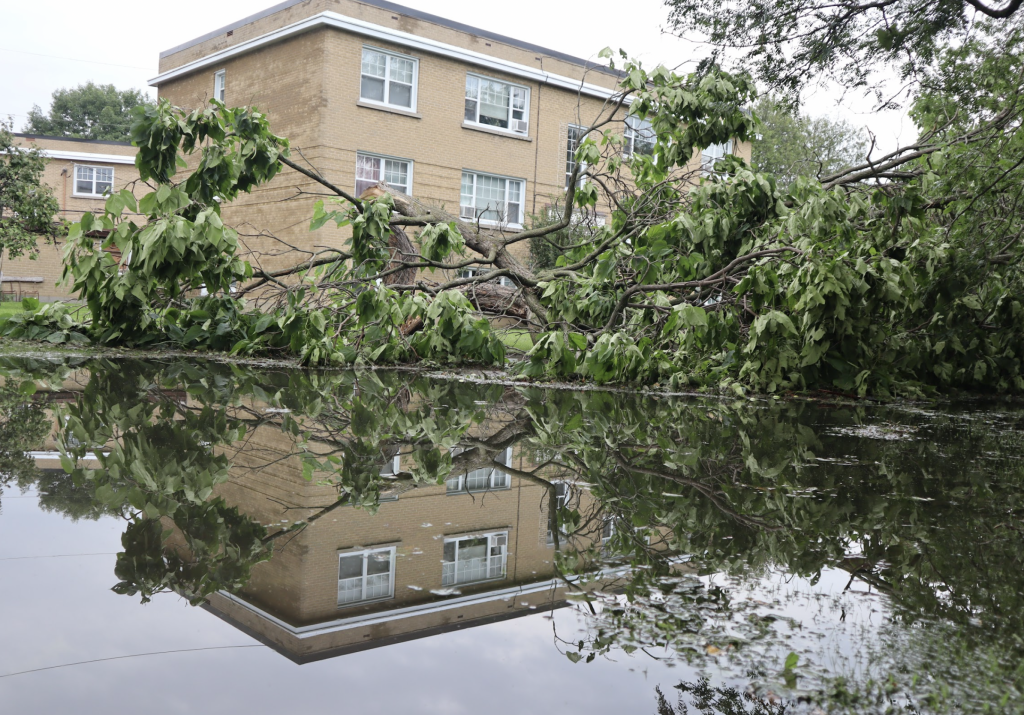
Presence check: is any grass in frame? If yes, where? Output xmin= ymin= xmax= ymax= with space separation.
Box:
xmin=496 ymin=328 xmax=534 ymax=352
xmin=0 ymin=301 xmax=24 ymax=328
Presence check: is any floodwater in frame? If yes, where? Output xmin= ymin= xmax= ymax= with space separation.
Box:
xmin=0 ymin=356 xmax=1021 ymax=714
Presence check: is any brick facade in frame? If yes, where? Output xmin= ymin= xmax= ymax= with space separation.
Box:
xmin=2 ymin=135 xmax=143 ymax=302
xmin=153 ymin=0 xmax=752 ymax=277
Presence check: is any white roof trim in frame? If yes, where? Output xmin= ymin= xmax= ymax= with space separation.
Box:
xmin=149 ymin=11 xmax=623 ymax=102
xmin=216 ymin=563 xmax=632 ymax=639
xmin=41 ymin=150 xmax=136 ymax=165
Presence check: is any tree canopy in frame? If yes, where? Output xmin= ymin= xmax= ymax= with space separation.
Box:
xmin=663 ymin=0 xmax=1024 ymax=101
xmin=1 ymin=26 xmax=1022 ymax=398
xmin=750 ymin=96 xmax=867 ymax=188
xmin=0 ymin=121 xmax=61 ymax=261
xmin=24 ymin=82 xmax=152 ymax=141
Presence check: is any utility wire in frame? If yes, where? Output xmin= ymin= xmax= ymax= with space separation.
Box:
xmin=0 ymin=644 xmax=266 ymax=679
xmin=0 ymin=47 xmax=155 ymax=72
xmin=0 ymin=553 xmax=117 ymax=561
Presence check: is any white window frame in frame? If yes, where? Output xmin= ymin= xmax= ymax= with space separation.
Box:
xmin=565 ymin=124 xmax=588 ymax=190
xmin=442 ymin=531 xmax=508 ymax=586
xmin=355 ymin=152 xmax=413 ymax=197
xmin=464 ymin=73 xmax=530 ymax=135
xmin=446 ymin=447 xmax=512 ymax=493
xmin=456 ymin=266 xmax=514 ymax=288
xmin=359 ymin=46 xmax=419 ymax=112
xmin=460 ymin=170 xmax=525 ymax=228
xmin=623 ymin=115 xmax=655 ymax=158
xmin=337 ymin=546 xmax=396 ymax=607
xmin=701 ymin=140 xmax=734 ymax=175
xmin=72 ymin=164 xmax=114 ymax=198
xmin=213 ymin=70 xmax=226 ymax=102
xmin=380 ymin=453 xmax=401 ymax=476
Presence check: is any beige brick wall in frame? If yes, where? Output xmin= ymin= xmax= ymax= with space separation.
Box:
xmin=156 ymin=15 xmax=753 ymax=278
xmin=2 ymin=136 xmax=143 ymax=302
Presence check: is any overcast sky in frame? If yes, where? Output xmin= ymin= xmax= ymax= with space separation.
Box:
xmin=1 ymin=0 xmax=915 ymax=152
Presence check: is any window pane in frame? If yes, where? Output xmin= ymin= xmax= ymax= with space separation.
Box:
xmin=512 ymin=87 xmax=527 ymax=121
xmin=476 ymin=174 xmax=506 ymax=220
xmin=457 ymin=537 xmax=488 ymax=561
xmin=464 ymin=98 xmax=478 ymax=123
xmin=339 ymin=554 xmax=363 ymax=580
xmin=366 ymin=550 xmax=391 ymax=576
xmin=361 ymin=76 xmax=385 ymax=102
xmin=465 ymin=75 xmax=479 ymax=99
xmin=460 ymin=172 xmax=475 ymax=210
xmin=389 ymin=82 xmax=412 ymax=108
xmin=76 ymin=165 xmax=93 ymax=193
xmin=445 ymin=475 xmax=462 ymax=492
xmin=361 ymin=49 xmax=386 ymax=77
xmin=465 ymin=468 xmax=491 ymax=490
xmin=507 ymin=180 xmax=522 ymax=224
xmin=443 ymin=541 xmax=456 ymax=563
xmin=356 ymin=155 xmax=381 ymax=195
xmin=383 ymin=159 xmax=408 ymax=189
xmin=389 ymin=57 xmax=414 ymax=84
xmin=478 ymin=80 xmax=510 ymax=128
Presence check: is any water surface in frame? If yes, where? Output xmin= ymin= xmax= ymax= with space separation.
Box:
xmin=0 ymin=357 xmax=1021 ymax=713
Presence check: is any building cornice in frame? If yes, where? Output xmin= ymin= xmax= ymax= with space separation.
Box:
xmin=149 ymin=11 xmax=624 ymax=102
xmin=40 ymin=150 xmax=137 ymax=165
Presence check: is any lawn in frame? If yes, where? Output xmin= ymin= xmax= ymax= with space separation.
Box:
xmin=496 ymin=328 xmax=534 ymax=352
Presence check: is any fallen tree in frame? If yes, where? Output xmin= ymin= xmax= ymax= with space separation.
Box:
xmin=4 ymin=32 xmax=1024 ymax=397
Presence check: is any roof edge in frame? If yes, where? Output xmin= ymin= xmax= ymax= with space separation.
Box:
xmin=14 ymin=132 xmax=133 ymax=147
xmin=158 ymin=0 xmax=621 ymax=78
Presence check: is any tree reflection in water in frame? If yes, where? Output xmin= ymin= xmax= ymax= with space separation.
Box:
xmin=0 ymin=355 xmax=1021 ymax=713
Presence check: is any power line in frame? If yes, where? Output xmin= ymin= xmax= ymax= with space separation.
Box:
xmin=0 ymin=553 xmax=117 ymax=561
xmin=0 ymin=644 xmax=266 ymax=679
xmin=0 ymin=47 xmax=155 ymax=72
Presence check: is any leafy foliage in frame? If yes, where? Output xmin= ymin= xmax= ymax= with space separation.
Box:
xmin=662 ymin=0 xmax=1024 ymax=100
xmin=0 ymin=121 xmax=62 ymax=261
xmin=24 ymin=82 xmax=152 ymax=141
xmin=3 ymin=35 xmax=1022 ymax=399
xmin=751 ymin=96 xmax=867 ymax=188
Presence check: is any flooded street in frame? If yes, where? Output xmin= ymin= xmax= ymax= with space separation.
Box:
xmin=0 ymin=357 xmax=1021 ymax=713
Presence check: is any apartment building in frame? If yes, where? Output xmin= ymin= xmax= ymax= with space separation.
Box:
xmin=206 ymin=418 xmax=619 ymax=663
xmin=1 ymin=135 xmax=142 ymax=301
xmin=151 ymin=0 xmax=750 ymax=278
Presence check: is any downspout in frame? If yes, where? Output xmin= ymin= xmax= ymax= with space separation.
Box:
xmin=530 ymin=57 xmax=544 ymax=219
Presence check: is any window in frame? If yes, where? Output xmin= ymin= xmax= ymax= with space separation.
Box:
xmin=360 ymin=47 xmax=417 ymax=110
xmin=214 ymin=70 xmax=226 ymax=102
xmin=355 ymin=153 xmax=412 ymax=196
xmin=602 ymin=517 xmax=616 ymax=542
xmin=565 ymin=124 xmax=588 ymax=189
xmin=457 ymin=266 xmax=514 ymax=288
xmin=380 ymin=453 xmax=401 ymax=476
xmin=74 ymin=165 xmax=113 ymax=197
xmin=464 ymin=74 xmax=529 ymax=134
xmin=442 ymin=532 xmax=507 ymax=585
xmin=446 ymin=447 xmax=512 ymax=493
xmin=701 ymin=140 xmax=733 ymax=174
xmin=337 ymin=547 xmax=396 ymax=606
xmin=547 ymin=481 xmax=576 ymax=546
xmin=623 ymin=115 xmax=655 ymax=158
xmin=460 ymin=171 xmax=524 ymax=226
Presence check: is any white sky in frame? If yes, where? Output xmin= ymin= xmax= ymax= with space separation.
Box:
xmin=0 ymin=0 xmax=915 ymax=153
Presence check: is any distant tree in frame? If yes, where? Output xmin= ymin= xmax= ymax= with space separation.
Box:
xmin=24 ymin=82 xmax=152 ymax=141
xmin=751 ymin=97 xmax=867 ymax=188
xmin=664 ymin=0 xmax=1024 ymax=101
xmin=0 ymin=120 xmax=61 ymax=262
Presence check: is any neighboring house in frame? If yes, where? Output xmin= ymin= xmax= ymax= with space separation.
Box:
xmin=151 ymin=0 xmax=751 ymax=280
xmin=2 ymin=135 xmax=142 ymax=302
